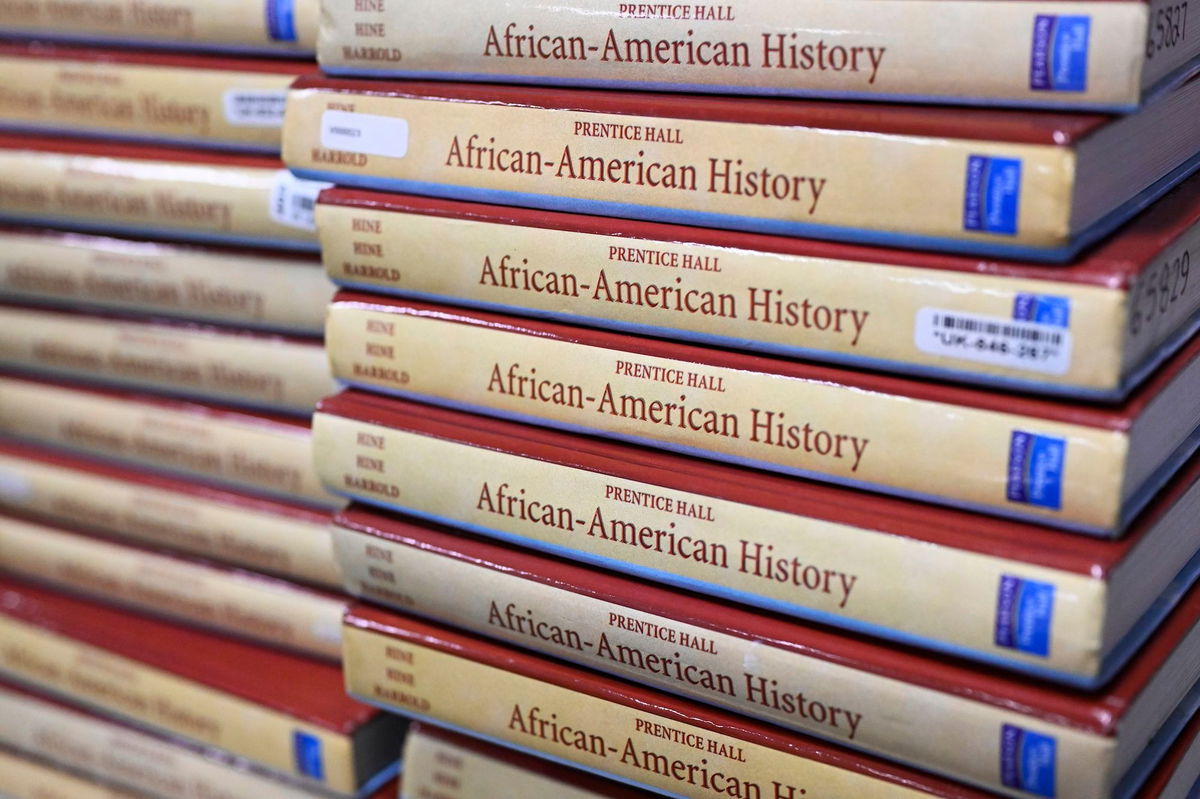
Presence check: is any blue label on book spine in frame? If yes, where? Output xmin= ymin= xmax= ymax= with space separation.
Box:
xmin=1000 ymin=724 xmax=1058 ymax=797
xmin=963 ymin=156 xmax=1021 ymax=236
xmin=293 ymin=731 xmax=325 ymax=780
xmin=1031 ymin=15 xmax=1090 ymax=91
xmin=266 ymin=0 xmax=297 ymax=42
xmin=995 ymin=575 xmax=1055 ymax=656
xmin=1006 ymin=430 xmax=1065 ymax=509
xmin=1013 ymin=294 xmax=1071 ymax=327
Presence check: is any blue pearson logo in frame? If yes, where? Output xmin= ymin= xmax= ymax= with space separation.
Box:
xmin=1031 ymin=15 xmax=1090 ymax=92
xmin=1006 ymin=430 xmax=1065 ymax=510
xmin=963 ymin=156 xmax=1021 ymax=236
xmin=995 ymin=575 xmax=1055 ymax=657
xmin=1001 ymin=724 xmax=1058 ymax=797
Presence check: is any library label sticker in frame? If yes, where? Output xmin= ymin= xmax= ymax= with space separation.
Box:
xmin=914 ymin=302 xmax=1072 ymax=374
xmin=320 ymin=110 xmax=409 ymax=159
xmin=270 ymin=172 xmax=333 ymax=230
xmin=223 ymin=90 xmax=288 ymax=127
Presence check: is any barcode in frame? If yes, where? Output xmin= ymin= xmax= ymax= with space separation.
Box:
xmin=293 ymin=194 xmax=315 ymax=212
xmin=933 ymin=314 xmax=1064 ymax=345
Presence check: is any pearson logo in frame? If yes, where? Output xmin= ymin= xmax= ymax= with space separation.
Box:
xmin=1001 ymin=724 xmax=1057 ymax=797
xmin=1030 ymin=15 xmax=1090 ymax=92
xmin=995 ymin=575 xmax=1055 ymax=657
xmin=1006 ymin=430 xmax=1065 ymax=510
xmin=963 ymin=155 xmax=1021 ymax=236
xmin=293 ymin=730 xmax=325 ymax=779
xmin=266 ymin=0 xmax=298 ymax=42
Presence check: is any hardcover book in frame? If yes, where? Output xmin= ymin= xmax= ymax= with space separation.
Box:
xmin=0 ymin=685 xmax=402 ymax=799
xmin=333 ymin=502 xmax=1200 ymax=794
xmin=0 ymin=228 xmax=334 ymax=334
xmin=0 ymin=513 xmax=346 ymax=660
xmin=323 ymin=294 xmax=1200 ymax=534
xmin=316 ymin=0 xmax=1200 ymax=111
xmin=315 ymin=397 xmax=1200 ymax=683
xmin=316 ymin=173 xmax=1200 ymax=398
xmin=0 ymin=133 xmax=325 ymax=250
xmin=0 ymin=374 xmax=341 ymax=507
xmin=0 ymin=439 xmax=343 ymax=590
xmin=342 ymin=583 xmax=1200 ymax=799
xmin=0 ymin=579 xmax=405 ymax=797
xmin=283 ymin=75 xmax=1200 ymax=261
xmin=0 ymin=44 xmax=310 ymax=152
xmin=0 ymin=0 xmax=319 ymax=55
xmin=0 ymin=303 xmax=336 ymax=415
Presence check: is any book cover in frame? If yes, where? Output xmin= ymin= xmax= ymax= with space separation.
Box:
xmin=343 ymin=581 xmax=1200 ymax=799
xmin=0 ymin=680 xmax=402 ymax=799
xmin=0 ymin=579 xmax=405 ymax=797
xmin=0 ymin=374 xmax=341 ymax=507
xmin=0 ymin=303 xmax=336 ymax=415
xmin=0 ymin=133 xmax=325 ymax=249
xmin=283 ymin=74 xmax=1200 ymax=261
xmin=317 ymin=0 xmax=1200 ymax=111
xmin=0 ymin=0 xmax=319 ymax=55
xmin=0 ymin=228 xmax=334 ymax=333
xmin=316 ymin=172 xmax=1200 ymax=398
xmin=0 ymin=513 xmax=346 ymax=660
xmin=324 ymin=294 xmax=1200 ymax=534
xmin=333 ymin=502 xmax=1200 ymax=795
xmin=0 ymin=44 xmax=311 ymax=152
xmin=0 ymin=439 xmax=342 ymax=589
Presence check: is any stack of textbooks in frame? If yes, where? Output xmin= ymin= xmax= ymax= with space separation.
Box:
xmin=0 ymin=4 xmax=403 ymax=797
xmin=282 ymin=2 xmax=1200 ymax=798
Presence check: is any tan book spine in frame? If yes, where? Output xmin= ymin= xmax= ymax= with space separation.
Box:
xmin=0 ymin=615 xmax=359 ymax=794
xmin=283 ymin=86 xmax=1074 ymax=248
xmin=313 ymin=411 xmax=1109 ymax=677
xmin=0 ymin=686 xmax=337 ymax=799
xmin=0 ymin=451 xmax=342 ymax=589
xmin=0 ymin=57 xmax=295 ymax=150
xmin=0 ymin=305 xmax=336 ymax=414
xmin=317 ymin=200 xmax=1129 ymax=392
xmin=0 ymin=516 xmax=344 ymax=659
xmin=0 ymin=231 xmax=334 ymax=333
xmin=0 ymin=377 xmax=342 ymax=507
xmin=0 ymin=148 xmax=324 ymax=248
xmin=0 ymin=748 xmax=140 ymax=799
xmin=0 ymin=0 xmax=319 ymax=51
xmin=323 ymin=302 xmax=1129 ymax=530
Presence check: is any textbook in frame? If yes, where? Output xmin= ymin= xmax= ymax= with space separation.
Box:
xmin=0 ymin=44 xmax=309 ymax=152
xmin=0 ymin=374 xmax=341 ymax=507
xmin=0 ymin=303 xmax=335 ymax=415
xmin=0 ymin=682 xmax=402 ymax=799
xmin=343 ymin=584 xmax=1200 ymax=799
xmin=316 ymin=398 xmax=1200 ymax=683
xmin=0 ymin=228 xmax=333 ymax=334
xmin=332 ymin=503 xmax=1200 ymax=795
xmin=0 ymin=514 xmax=346 ymax=660
xmin=0 ymin=439 xmax=342 ymax=590
xmin=0 ymin=747 xmax=141 ymax=799
xmin=283 ymin=75 xmax=1200 ymax=261
xmin=0 ymin=579 xmax=405 ymax=798
xmin=0 ymin=134 xmax=325 ymax=250
xmin=0 ymin=0 xmax=319 ymax=56
xmin=316 ymin=173 xmax=1200 ymax=398
xmin=324 ymin=295 xmax=1200 ymax=534
xmin=317 ymin=0 xmax=1200 ymax=111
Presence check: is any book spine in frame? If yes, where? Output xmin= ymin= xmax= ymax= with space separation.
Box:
xmin=317 ymin=199 xmax=1125 ymax=393
xmin=313 ymin=412 xmax=1107 ymax=679
xmin=0 ymin=306 xmax=336 ymax=415
xmin=0 ymin=56 xmax=295 ymax=151
xmin=0 ymin=149 xmax=323 ymax=249
xmin=402 ymin=725 xmax=643 ymax=799
xmin=0 ymin=748 xmax=140 ymax=799
xmin=0 ymin=516 xmax=345 ymax=660
xmin=0 ymin=376 xmax=341 ymax=508
xmin=322 ymin=302 xmax=1129 ymax=532
xmin=0 ymin=451 xmax=342 ymax=589
xmin=0 ymin=615 xmax=359 ymax=795
xmin=1143 ymin=0 xmax=1200 ymax=89
xmin=0 ymin=0 xmax=318 ymax=52
xmin=318 ymin=0 xmax=1147 ymax=108
xmin=334 ymin=524 xmax=1111 ymax=797
xmin=0 ymin=687 xmax=341 ymax=799
xmin=0 ymin=231 xmax=334 ymax=333
xmin=283 ymin=87 xmax=1074 ymax=251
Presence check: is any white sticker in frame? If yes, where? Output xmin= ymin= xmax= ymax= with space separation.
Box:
xmin=0 ymin=468 xmax=31 ymax=501
xmin=222 ymin=89 xmax=288 ymax=127
xmin=914 ymin=307 xmax=1072 ymax=375
xmin=269 ymin=171 xmax=333 ymax=231
xmin=320 ymin=110 xmax=409 ymax=158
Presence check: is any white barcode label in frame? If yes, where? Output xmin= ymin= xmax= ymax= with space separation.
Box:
xmin=320 ymin=110 xmax=409 ymax=158
xmin=222 ymin=89 xmax=288 ymax=127
xmin=914 ymin=307 xmax=1072 ymax=374
xmin=269 ymin=171 xmax=333 ymax=231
